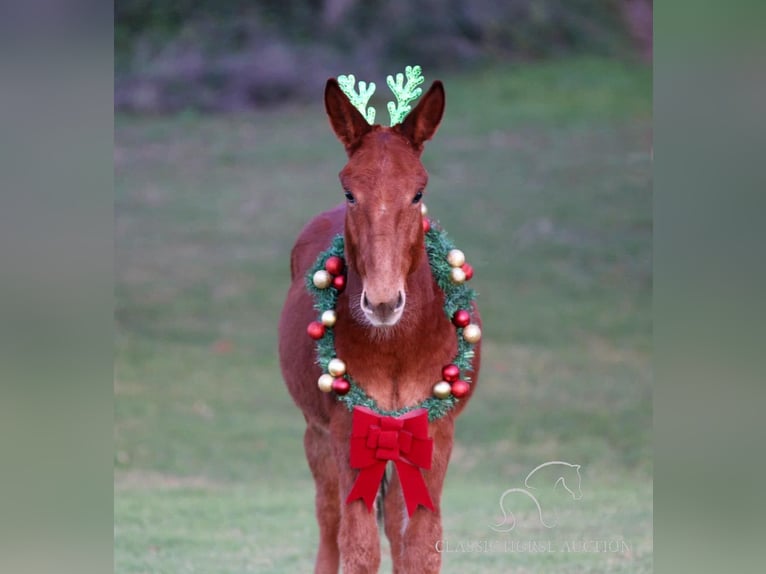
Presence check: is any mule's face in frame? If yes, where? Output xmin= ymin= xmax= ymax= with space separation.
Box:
xmin=324 ymin=77 xmax=445 ymax=328
xmin=340 ymin=130 xmax=427 ymax=326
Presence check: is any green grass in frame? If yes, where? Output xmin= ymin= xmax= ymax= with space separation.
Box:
xmin=115 ymin=57 xmax=652 ymax=573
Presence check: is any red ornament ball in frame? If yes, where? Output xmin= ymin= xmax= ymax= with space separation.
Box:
xmin=332 ymin=274 xmax=346 ymax=292
xmin=422 ymin=218 xmax=431 ymax=233
xmin=442 ymin=364 xmax=460 ymax=383
xmin=451 ymin=380 xmax=470 ymax=398
xmin=452 ymin=309 xmax=471 ymax=328
xmin=462 ymin=263 xmax=474 ymax=281
xmin=307 ymin=321 xmax=326 ymax=340
xmin=325 ymin=256 xmax=345 ymax=276
xmin=332 ymin=377 xmax=350 ymax=395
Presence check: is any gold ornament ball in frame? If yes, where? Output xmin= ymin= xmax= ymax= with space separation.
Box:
xmin=420 ymin=203 xmax=428 ymax=216
xmin=450 ymin=267 xmax=466 ymax=284
xmin=433 ymin=381 xmax=452 ymax=399
xmin=313 ymin=270 xmax=332 ymax=289
xmin=463 ymin=324 xmax=482 ymax=344
xmin=317 ymin=374 xmax=334 ymax=393
xmin=447 ymin=249 xmax=466 ymax=268
xmin=321 ymin=310 xmax=337 ymax=327
xmin=328 ymin=358 xmax=347 ymax=377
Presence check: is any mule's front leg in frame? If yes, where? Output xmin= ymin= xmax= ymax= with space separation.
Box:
xmin=330 ymin=414 xmax=381 ymax=574
xmin=400 ymin=417 xmax=454 ymax=574
xmin=305 ymin=423 xmax=341 ymax=574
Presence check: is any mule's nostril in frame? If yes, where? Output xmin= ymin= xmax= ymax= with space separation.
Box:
xmin=395 ymin=291 xmax=404 ymax=310
xmin=362 ymin=292 xmax=370 ymax=310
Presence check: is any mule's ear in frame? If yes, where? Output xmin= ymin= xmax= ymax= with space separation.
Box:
xmin=395 ymin=80 xmax=445 ymax=152
xmin=325 ymin=78 xmax=372 ymax=154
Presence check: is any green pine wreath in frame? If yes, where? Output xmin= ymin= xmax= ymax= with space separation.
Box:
xmin=305 ymin=221 xmax=479 ymax=421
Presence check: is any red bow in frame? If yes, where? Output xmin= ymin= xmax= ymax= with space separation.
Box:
xmin=345 ymin=406 xmax=434 ymax=517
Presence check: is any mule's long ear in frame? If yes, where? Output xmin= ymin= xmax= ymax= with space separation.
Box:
xmin=395 ymin=80 xmax=445 ymax=153
xmin=325 ymin=78 xmax=372 ymax=154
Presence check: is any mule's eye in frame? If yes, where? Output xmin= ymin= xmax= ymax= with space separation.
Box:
xmin=412 ymin=190 xmax=424 ymax=204
xmin=344 ymin=189 xmax=355 ymax=204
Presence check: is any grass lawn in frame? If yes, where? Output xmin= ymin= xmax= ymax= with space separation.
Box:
xmin=115 ymin=57 xmax=652 ymax=573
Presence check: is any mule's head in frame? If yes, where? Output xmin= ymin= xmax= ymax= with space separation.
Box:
xmin=325 ymin=78 xmax=445 ymax=327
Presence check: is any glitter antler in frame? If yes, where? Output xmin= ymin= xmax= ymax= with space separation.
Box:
xmin=386 ymin=65 xmax=425 ymax=126
xmin=336 ymin=66 xmax=426 ymax=126
xmin=337 ymin=74 xmax=377 ymax=125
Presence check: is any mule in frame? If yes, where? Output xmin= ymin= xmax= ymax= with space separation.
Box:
xmin=278 ymin=76 xmax=481 ymax=573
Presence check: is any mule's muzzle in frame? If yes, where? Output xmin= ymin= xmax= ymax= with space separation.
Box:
xmin=361 ymin=289 xmax=405 ymax=326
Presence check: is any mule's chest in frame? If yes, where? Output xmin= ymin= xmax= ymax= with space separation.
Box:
xmin=335 ymin=329 xmax=458 ymax=412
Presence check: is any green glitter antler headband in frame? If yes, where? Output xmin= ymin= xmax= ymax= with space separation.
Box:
xmin=336 ymin=74 xmax=377 ymax=124
xmin=386 ymin=65 xmax=425 ymax=125
xmin=337 ymin=65 xmax=425 ymax=127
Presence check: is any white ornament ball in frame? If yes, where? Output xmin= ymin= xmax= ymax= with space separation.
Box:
xmin=463 ymin=324 xmax=482 ymax=344
xmin=317 ymin=374 xmax=334 ymax=393
xmin=447 ymin=249 xmax=466 ymax=268
xmin=420 ymin=203 xmax=428 ymax=216
xmin=327 ymin=358 xmax=347 ymax=377
xmin=321 ymin=310 xmax=337 ymax=327
xmin=450 ymin=267 xmax=466 ymax=284
xmin=433 ymin=381 xmax=452 ymax=399
xmin=313 ymin=270 xmax=332 ymax=289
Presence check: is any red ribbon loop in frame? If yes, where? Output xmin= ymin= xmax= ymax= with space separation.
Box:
xmin=345 ymin=406 xmax=434 ymax=517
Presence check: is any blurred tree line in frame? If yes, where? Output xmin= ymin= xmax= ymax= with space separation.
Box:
xmin=115 ymin=0 xmax=652 ymax=113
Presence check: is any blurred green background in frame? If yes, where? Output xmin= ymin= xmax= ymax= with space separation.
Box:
xmin=115 ymin=0 xmax=652 ymax=112
xmin=115 ymin=2 xmax=652 ymax=572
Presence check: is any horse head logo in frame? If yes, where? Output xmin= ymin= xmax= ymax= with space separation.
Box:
xmin=525 ymin=461 xmax=583 ymax=501
xmin=490 ymin=461 xmax=583 ymax=532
